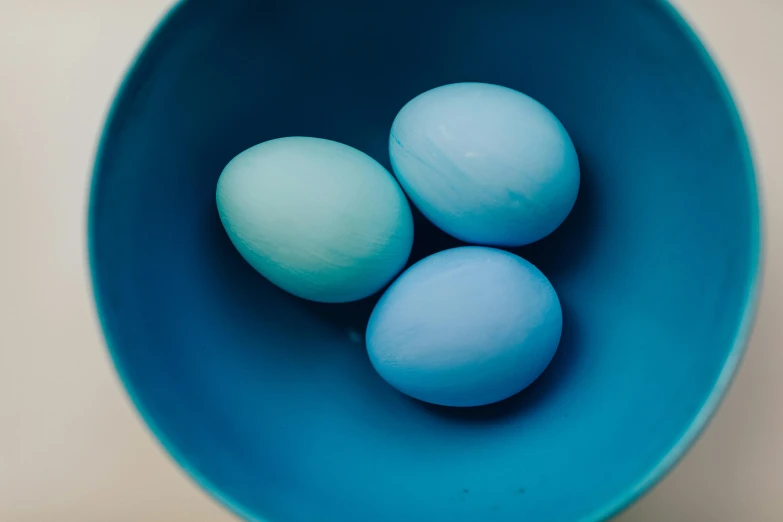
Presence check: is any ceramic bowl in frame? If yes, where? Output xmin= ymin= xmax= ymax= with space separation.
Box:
xmin=89 ymin=1 xmax=761 ymax=520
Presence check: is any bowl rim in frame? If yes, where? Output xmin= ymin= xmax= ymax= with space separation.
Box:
xmin=86 ymin=1 xmax=763 ymax=521
xmin=583 ymin=1 xmax=764 ymax=518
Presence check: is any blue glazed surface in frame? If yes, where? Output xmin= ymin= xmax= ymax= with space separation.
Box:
xmin=216 ymin=137 xmax=413 ymax=303
xmin=390 ymin=83 xmax=580 ymax=246
xmin=88 ymin=1 xmax=761 ymax=522
xmin=367 ymin=247 xmax=562 ymax=407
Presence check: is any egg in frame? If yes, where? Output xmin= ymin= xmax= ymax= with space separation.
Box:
xmin=216 ymin=137 xmax=413 ymax=303
xmin=366 ymin=247 xmax=562 ymax=407
xmin=389 ymin=82 xmax=580 ymax=247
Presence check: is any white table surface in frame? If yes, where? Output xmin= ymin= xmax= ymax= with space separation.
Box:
xmin=1 ymin=1 xmax=781 ymax=520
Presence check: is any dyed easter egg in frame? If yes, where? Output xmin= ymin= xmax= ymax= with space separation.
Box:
xmin=216 ymin=137 xmax=413 ymax=303
xmin=390 ymin=82 xmax=580 ymax=247
xmin=366 ymin=246 xmax=562 ymax=407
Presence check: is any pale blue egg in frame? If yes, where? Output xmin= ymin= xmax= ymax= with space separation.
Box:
xmin=216 ymin=137 xmax=413 ymax=303
xmin=366 ymin=247 xmax=562 ymax=407
xmin=390 ymin=82 xmax=580 ymax=247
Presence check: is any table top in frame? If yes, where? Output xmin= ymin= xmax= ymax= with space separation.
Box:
xmin=1 ymin=1 xmax=780 ymax=520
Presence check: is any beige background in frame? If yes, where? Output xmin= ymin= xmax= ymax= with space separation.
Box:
xmin=0 ymin=0 xmax=780 ymax=520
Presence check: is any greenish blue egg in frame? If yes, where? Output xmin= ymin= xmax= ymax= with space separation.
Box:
xmin=216 ymin=137 xmax=414 ymax=303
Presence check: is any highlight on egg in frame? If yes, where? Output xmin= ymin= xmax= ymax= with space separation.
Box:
xmin=366 ymin=246 xmax=562 ymax=407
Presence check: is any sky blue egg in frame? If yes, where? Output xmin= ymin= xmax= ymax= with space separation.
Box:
xmin=216 ymin=137 xmax=414 ymax=303
xmin=366 ymin=246 xmax=562 ymax=407
xmin=390 ymin=82 xmax=580 ymax=247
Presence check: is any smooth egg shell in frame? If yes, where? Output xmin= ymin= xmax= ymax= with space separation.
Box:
xmin=390 ymin=82 xmax=580 ymax=247
xmin=366 ymin=246 xmax=562 ymax=407
xmin=217 ymin=137 xmax=413 ymax=303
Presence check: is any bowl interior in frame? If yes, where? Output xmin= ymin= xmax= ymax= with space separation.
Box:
xmin=90 ymin=1 xmax=759 ymax=521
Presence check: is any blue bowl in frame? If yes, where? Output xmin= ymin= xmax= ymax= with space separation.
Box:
xmin=89 ymin=1 xmax=761 ymax=521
